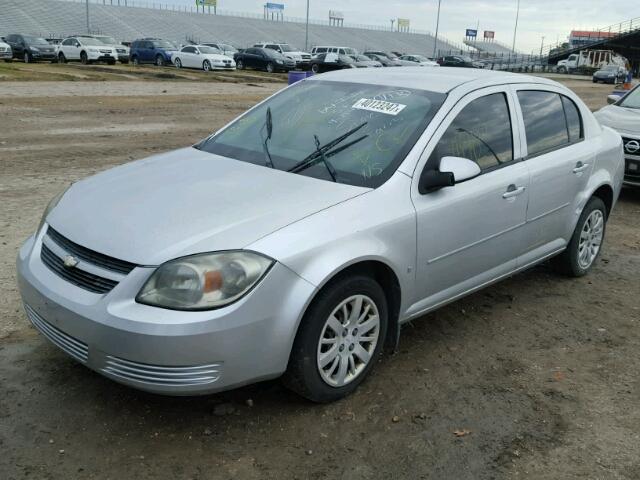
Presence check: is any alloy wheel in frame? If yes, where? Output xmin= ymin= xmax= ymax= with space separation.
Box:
xmin=203 ymin=60 xmax=211 ymax=71
xmin=578 ymin=209 xmax=604 ymax=269
xmin=316 ymin=295 xmax=380 ymax=387
xmin=175 ymin=58 xmax=181 ymax=68
xmin=24 ymin=52 xmax=30 ymax=63
xmin=266 ymin=62 xmax=274 ymax=73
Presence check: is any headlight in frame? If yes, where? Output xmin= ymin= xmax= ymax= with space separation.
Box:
xmin=88 ymin=48 xmax=99 ymax=53
xmin=37 ymin=186 xmax=69 ymax=234
xmin=136 ymin=251 xmax=273 ymax=310
xmin=30 ymin=46 xmax=40 ymax=52
xmin=276 ymin=59 xmax=283 ymax=64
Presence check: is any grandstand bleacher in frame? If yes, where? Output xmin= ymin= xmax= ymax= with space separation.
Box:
xmin=463 ymin=39 xmax=515 ymax=55
xmin=1 ymin=0 xmax=464 ymax=56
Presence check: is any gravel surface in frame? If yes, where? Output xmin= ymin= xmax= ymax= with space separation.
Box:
xmin=1 ymin=78 xmax=639 ymax=480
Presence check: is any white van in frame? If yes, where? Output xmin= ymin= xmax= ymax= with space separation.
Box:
xmin=311 ymin=46 xmax=358 ymax=58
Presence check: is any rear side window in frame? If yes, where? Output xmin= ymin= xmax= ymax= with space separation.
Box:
xmin=429 ymin=92 xmax=513 ymax=172
xmin=518 ymin=91 xmax=572 ymax=157
xmin=561 ymin=96 xmax=583 ymax=142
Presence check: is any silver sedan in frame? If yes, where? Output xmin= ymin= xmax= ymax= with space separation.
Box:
xmin=17 ymin=68 xmax=624 ymax=402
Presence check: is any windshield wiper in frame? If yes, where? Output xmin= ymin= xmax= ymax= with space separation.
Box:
xmin=261 ymin=107 xmax=275 ymax=169
xmin=288 ymin=122 xmax=368 ymax=180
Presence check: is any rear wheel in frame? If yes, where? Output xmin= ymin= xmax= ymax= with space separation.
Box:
xmin=155 ymin=55 xmax=165 ymax=67
xmin=311 ymin=63 xmax=319 ymax=73
xmin=552 ymin=197 xmax=607 ymax=277
xmin=266 ymin=62 xmax=275 ymax=73
xmin=203 ymin=60 xmax=211 ymax=71
xmin=23 ymin=51 xmax=32 ymax=63
xmin=284 ymin=275 xmax=388 ymax=403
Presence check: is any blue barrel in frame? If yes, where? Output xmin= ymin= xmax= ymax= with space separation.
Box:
xmin=288 ymin=71 xmax=307 ymax=85
xmin=306 ymin=70 xmax=314 ymax=78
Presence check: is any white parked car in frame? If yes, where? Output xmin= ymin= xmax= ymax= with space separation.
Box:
xmin=172 ymin=45 xmax=235 ymax=71
xmin=0 ymin=39 xmax=12 ymax=62
xmin=56 ymin=36 xmax=118 ymax=65
xmin=76 ymin=34 xmax=130 ymax=64
xmin=595 ymin=84 xmax=640 ymax=187
xmin=253 ymin=42 xmax=312 ymax=67
xmin=399 ymin=54 xmax=440 ymax=67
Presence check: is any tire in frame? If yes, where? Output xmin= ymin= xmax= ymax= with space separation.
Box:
xmin=592 ymin=78 xmax=597 ymax=83
xmin=311 ymin=63 xmax=319 ymax=74
xmin=107 ymin=59 xmax=116 ymax=65
xmin=558 ymin=66 xmax=566 ymax=74
xmin=24 ymin=51 xmax=32 ymax=63
xmin=552 ymin=197 xmax=607 ymax=277
xmin=155 ymin=55 xmax=164 ymax=67
xmin=236 ymin=59 xmax=244 ymax=70
xmin=266 ymin=62 xmax=275 ymax=73
xmin=80 ymin=51 xmax=88 ymax=65
xmin=174 ymin=58 xmax=182 ymax=69
xmin=284 ymin=274 xmax=388 ymax=403
xmin=131 ymin=56 xmax=140 ymax=66
xmin=203 ymin=60 xmax=211 ymax=71
xmin=58 ymin=53 xmax=66 ymax=64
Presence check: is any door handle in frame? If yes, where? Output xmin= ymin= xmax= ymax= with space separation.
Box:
xmin=502 ymin=184 xmax=526 ymax=199
xmin=573 ymin=161 xmax=590 ymax=173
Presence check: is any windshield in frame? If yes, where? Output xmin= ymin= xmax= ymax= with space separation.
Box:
xmin=79 ymin=38 xmax=106 ymax=46
xmin=97 ymin=36 xmax=118 ymax=44
xmin=353 ymin=55 xmax=370 ymax=62
xmin=152 ymin=40 xmax=176 ymax=49
xmin=460 ymin=56 xmax=473 ymax=62
xmin=344 ymin=47 xmax=358 ymax=55
xmin=413 ymin=55 xmax=428 ymax=61
xmin=23 ymin=36 xmax=49 ymax=45
xmin=263 ymin=49 xmax=285 ymax=59
xmin=198 ymin=81 xmax=446 ymax=188
xmin=602 ymin=65 xmax=618 ymax=71
xmin=618 ymin=86 xmax=640 ymax=109
xmin=199 ymin=46 xmax=221 ymax=54
xmin=220 ymin=44 xmax=237 ymax=52
xmin=280 ymin=44 xmax=293 ymax=52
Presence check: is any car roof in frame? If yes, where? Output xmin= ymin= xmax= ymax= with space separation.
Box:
xmin=309 ymin=67 xmax=561 ymax=94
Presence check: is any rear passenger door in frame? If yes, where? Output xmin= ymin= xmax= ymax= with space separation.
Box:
xmin=513 ymin=87 xmax=593 ymax=262
xmin=411 ymin=87 xmax=530 ymax=312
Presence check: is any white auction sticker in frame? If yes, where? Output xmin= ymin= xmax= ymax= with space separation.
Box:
xmin=352 ymin=98 xmax=407 ymax=116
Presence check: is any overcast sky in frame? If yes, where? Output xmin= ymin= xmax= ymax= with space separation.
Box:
xmin=202 ymin=0 xmax=635 ymax=52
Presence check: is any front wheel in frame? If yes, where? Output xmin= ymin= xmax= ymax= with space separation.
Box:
xmin=284 ymin=275 xmax=388 ymax=403
xmin=265 ymin=62 xmax=275 ymax=73
xmin=24 ymin=51 xmax=32 ymax=63
xmin=58 ymin=52 xmax=66 ymax=64
xmin=174 ymin=58 xmax=182 ymax=68
xmin=80 ymin=51 xmax=88 ymax=64
xmin=203 ymin=60 xmax=211 ymax=71
xmin=311 ymin=63 xmax=319 ymax=74
xmin=236 ymin=59 xmax=244 ymax=70
xmin=552 ymin=197 xmax=607 ymax=277
xmin=131 ymin=56 xmax=140 ymax=66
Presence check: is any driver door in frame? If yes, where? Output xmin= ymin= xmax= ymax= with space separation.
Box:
xmin=409 ymin=86 xmax=530 ymax=314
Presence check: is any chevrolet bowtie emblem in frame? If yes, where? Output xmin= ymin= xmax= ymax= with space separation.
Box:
xmin=63 ymin=255 xmax=79 ymax=268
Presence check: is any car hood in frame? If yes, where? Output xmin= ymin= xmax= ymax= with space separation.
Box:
xmin=594 ymin=105 xmax=640 ymax=136
xmin=47 ymin=148 xmax=368 ymax=265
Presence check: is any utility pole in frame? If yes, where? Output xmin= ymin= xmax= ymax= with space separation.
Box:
xmin=85 ymin=0 xmax=90 ymax=33
xmin=433 ymin=0 xmax=442 ymax=58
xmin=390 ymin=19 xmax=395 ymax=31
xmin=305 ymin=0 xmax=310 ymax=51
xmin=539 ymin=36 xmax=545 ymax=57
xmin=511 ymin=0 xmax=520 ymax=53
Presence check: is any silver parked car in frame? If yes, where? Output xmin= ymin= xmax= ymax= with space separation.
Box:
xmin=594 ymin=84 xmax=640 ymax=187
xmin=17 ymin=68 xmax=624 ymax=402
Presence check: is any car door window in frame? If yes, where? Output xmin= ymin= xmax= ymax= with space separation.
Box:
xmin=62 ymin=39 xmax=73 ymax=46
xmin=517 ymin=91 xmax=569 ymax=157
xmin=428 ymin=92 xmax=513 ymax=172
xmin=183 ymin=46 xmax=196 ymax=54
xmin=561 ymin=96 xmax=583 ymax=143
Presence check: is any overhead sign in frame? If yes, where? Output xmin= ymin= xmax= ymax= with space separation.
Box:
xmin=196 ymin=0 xmax=216 ymax=5
xmin=329 ymin=10 xmax=344 ymax=19
xmin=484 ymin=30 xmax=495 ymax=39
xmin=466 ymin=29 xmax=477 ymax=38
xmin=397 ymin=18 xmax=410 ymax=28
xmin=265 ymin=2 xmax=284 ymax=10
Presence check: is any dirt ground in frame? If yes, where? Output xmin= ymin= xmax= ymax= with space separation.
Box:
xmin=1 ymin=63 xmax=639 ymax=480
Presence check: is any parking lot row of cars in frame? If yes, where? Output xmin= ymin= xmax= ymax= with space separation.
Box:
xmin=0 ymin=33 xmax=457 ymax=73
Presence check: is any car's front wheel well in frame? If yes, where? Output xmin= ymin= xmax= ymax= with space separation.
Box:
xmin=306 ymin=261 xmax=402 ymax=353
xmin=592 ymin=184 xmax=614 ymax=217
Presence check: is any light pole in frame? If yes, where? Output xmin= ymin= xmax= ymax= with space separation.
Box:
xmin=390 ymin=19 xmax=395 ymax=31
xmin=433 ymin=0 xmax=442 ymax=58
xmin=511 ymin=0 xmax=520 ymax=53
xmin=539 ymin=35 xmax=545 ymax=57
xmin=304 ymin=0 xmax=309 ymax=51
xmin=85 ymin=0 xmax=90 ymax=33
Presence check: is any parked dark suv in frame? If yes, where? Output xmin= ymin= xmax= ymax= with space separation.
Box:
xmin=130 ymin=38 xmax=178 ymax=66
xmin=436 ymin=55 xmax=476 ymax=68
xmin=4 ymin=34 xmax=57 ymax=63
xmin=234 ymin=47 xmax=295 ymax=73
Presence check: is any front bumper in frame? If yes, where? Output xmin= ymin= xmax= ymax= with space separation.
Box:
xmin=624 ymin=155 xmax=640 ymax=186
xmin=0 ymin=51 xmax=11 ymax=59
xmin=17 ymin=229 xmax=316 ymax=395
xmin=30 ymin=51 xmax=56 ymax=60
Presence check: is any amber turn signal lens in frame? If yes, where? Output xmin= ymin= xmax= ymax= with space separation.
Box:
xmin=203 ymin=270 xmax=223 ymax=293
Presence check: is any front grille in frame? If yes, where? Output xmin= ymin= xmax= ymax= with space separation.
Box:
xmin=47 ymin=227 xmax=136 ymax=274
xmin=102 ymin=356 xmax=222 ymax=387
xmin=99 ymin=49 xmax=112 ymax=54
xmin=41 ymin=244 xmax=118 ymax=294
xmin=24 ymin=304 xmax=88 ymax=363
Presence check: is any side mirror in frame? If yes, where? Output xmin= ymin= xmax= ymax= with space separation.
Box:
xmin=607 ymin=94 xmax=619 ymax=105
xmin=419 ymin=156 xmax=481 ymax=194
